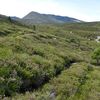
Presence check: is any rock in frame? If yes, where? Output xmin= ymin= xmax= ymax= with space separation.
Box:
xmin=49 ymin=90 xmax=56 ymax=100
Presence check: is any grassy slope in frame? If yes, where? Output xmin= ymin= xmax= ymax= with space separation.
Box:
xmin=0 ymin=18 xmax=100 ymax=99
xmin=11 ymin=63 xmax=100 ymax=100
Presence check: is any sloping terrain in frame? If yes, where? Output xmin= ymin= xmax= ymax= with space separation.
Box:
xmin=12 ymin=63 xmax=100 ymax=100
xmin=22 ymin=11 xmax=81 ymax=24
xmin=0 ymin=17 xmax=100 ymax=100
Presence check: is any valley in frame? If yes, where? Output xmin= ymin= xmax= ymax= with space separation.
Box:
xmin=0 ymin=15 xmax=100 ymax=100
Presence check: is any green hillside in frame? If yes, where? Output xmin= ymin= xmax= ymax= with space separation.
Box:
xmin=0 ymin=18 xmax=100 ymax=100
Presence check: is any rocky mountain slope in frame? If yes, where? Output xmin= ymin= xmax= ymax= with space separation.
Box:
xmin=22 ymin=11 xmax=82 ymax=24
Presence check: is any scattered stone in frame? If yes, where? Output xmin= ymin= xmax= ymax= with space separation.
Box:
xmin=49 ymin=90 xmax=56 ymax=100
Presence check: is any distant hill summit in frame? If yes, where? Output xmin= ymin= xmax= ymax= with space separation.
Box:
xmin=0 ymin=12 xmax=82 ymax=25
xmin=0 ymin=14 xmax=8 ymax=21
xmin=22 ymin=11 xmax=82 ymax=24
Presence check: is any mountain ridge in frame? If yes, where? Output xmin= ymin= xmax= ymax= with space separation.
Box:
xmin=22 ymin=11 xmax=82 ymax=24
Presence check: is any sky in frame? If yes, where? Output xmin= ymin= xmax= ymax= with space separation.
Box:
xmin=0 ymin=0 xmax=100 ymax=22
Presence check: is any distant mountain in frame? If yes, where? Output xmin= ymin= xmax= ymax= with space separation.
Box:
xmin=0 ymin=15 xmax=16 ymax=23
xmin=0 ymin=15 xmax=21 ymax=23
xmin=0 ymin=14 xmax=8 ymax=21
xmin=0 ymin=12 xmax=82 ymax=25
xmin=22 ymin=11 xmax=82 ymax=24
xmin=11 ymin=16 xmax=21 ymax=21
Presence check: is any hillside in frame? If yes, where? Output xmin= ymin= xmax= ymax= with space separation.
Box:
xmin=22 ymin=11 xmax=81 ymax=24
xmin=0 ymin=17 xmax=100 ymax=100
